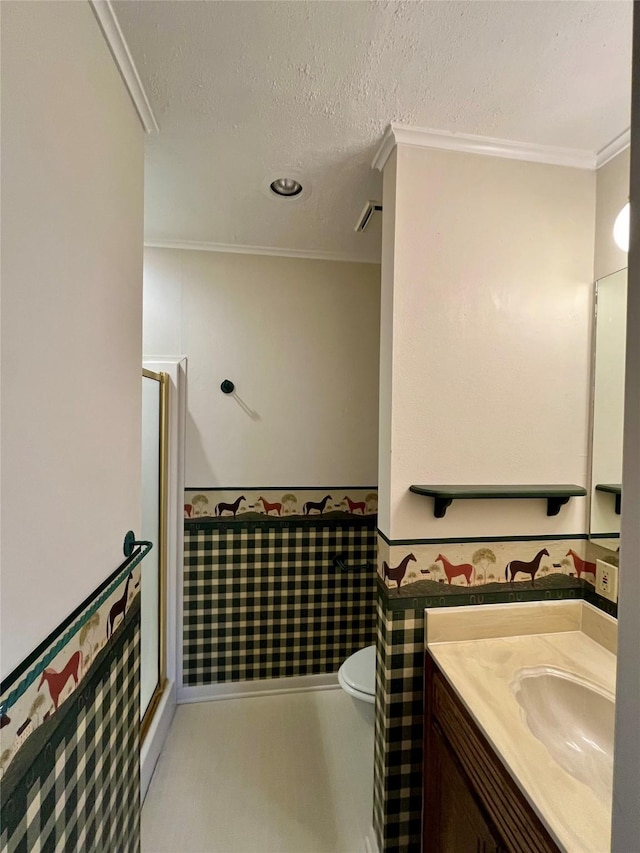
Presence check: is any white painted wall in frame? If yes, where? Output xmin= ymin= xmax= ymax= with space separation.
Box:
xmin=143 ymin=249 xmax=380 ymax=487
xmin=0 ymin=1 xmax=144 ymax=678
xmin=380 ymin=144 xmax=596 ymax=540
xmin=595 ymin=148 xmax=630 ymax=281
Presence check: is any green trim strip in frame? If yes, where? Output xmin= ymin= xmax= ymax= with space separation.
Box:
xmin=0 ymin=542 xmax=152 ymax=716
xmin=376 ymin=577 xmax=617 ymax=617
xmin=376 ymin=529 xmax=588 ymax=546
xmin=377 ymin=577 xmax=581 ymax=612
xmin=186 ymin=485 xmax=378 ymax=491
xmin=186 ymin=516 xmax=376 ymax=530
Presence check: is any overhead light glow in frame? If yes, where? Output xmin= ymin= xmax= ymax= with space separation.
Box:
xmin=613 ymin=202 xmax=630 ymax=253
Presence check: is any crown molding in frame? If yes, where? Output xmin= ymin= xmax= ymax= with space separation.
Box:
xmin=596 ymin=129 xmax=630 ymax=169
xmin=89 ymin=0 xmax=159 ymax=133
xmin=372 ymin=123 xmax=597 ymax=172
xmin=144 ymin=239 xmax=380 ymax=265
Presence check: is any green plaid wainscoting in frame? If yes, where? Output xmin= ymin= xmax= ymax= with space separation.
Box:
xmin=373 ymin=597 xmax=425 ymax=853
xmin=183 ymin=516 xmax=377 ymax=684
xmin=1 ymin=597 xmax=141 ymax=853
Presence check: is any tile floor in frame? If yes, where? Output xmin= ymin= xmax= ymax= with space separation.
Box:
xmin=142 ymin=687 xmax=374 ymax=853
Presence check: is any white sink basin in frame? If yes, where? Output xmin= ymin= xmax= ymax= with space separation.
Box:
xmin=512 ymin=666 xmax=615 ymax=802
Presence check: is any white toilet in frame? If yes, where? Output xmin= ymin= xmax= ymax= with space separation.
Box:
xmin=338 ymin=645 xmax=376 ymax=725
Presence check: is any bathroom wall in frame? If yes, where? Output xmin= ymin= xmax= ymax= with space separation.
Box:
xmin=183 ymin=490 xmax=377 ymax=687
xmin=374 ymin=141 xmax=597 ymax=851
xmin=143 ymin=248 xmax=380 ymax=486
xmin=143 ymin=248 xmax=381 ymax=689
xmin=1 ymin=2 xmax=144 ymax=848
xmin=379 ymin=145 xmax=595 ymax=542
xmin=1 ymin=0 xmax=144 ymax=677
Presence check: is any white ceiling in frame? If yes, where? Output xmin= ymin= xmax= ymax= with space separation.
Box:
xmin=113 ymin=0 xmax=632 ymax=263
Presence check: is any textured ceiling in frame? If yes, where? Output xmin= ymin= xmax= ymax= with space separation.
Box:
xmin=114 ymin=0 xmax=632 ymax=262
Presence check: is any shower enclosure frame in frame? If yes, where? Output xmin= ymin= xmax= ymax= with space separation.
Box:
xmin=141 ymin=368 xmax=169 ymax=743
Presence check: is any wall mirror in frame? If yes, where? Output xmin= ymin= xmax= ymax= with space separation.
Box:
xmin=590 ymin=267 xmax=627 ymax=551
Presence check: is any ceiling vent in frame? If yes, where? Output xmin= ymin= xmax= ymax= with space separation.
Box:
xmin=354 ymin=200 xmax=382 ymax=233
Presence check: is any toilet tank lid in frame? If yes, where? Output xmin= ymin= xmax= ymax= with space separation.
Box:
xmin=341 ymin=645 xmax=376 ymax=695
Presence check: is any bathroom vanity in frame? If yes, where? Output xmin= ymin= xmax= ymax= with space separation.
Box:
xmin=422 ymin=602 xmax=616 ymax=853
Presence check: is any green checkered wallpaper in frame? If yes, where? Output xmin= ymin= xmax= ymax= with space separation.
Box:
xmin=184 ymin=513 xmax=377 ymax=684
xmin=1 ymin=566 xmax=141 ymax=853
xmin=373 ymin=599 xmax=425 ymax=853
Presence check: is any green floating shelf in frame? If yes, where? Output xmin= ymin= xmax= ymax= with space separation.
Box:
xmin=595 ymin=484 xmax=622 ymax=515
xmin=409 ymin=484 xmax=587 ymax=519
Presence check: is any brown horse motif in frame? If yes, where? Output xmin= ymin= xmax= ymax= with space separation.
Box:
xmin=343 ymin=497 xmax=366 ymax=515
xmin=505 ymin=548 xmax=549 ymax=584
xmin=215 ymin=495 xmax=246 ymax=517
xmin=435 ymin=554 xmax=475 ymax=586
xmin=38 ymin=650 xmax=83 ymax=710
xmin=107 ymin=573 xmax=132 ymax=638
xmin=566 ymin=550 xmax=597 ymax=580
xmin=382 ymin=553 xmax=416 ymax=588
xmin=258 ymin=496 xmax=282 ymax=516
xmin=303 ymin=495 xmax=332 ymax=515
xmin=184 ymin=504 xmax=193 ymax=518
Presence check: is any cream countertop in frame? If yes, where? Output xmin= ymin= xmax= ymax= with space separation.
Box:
xmin=424 ymin=601 xmax=617 ymax=853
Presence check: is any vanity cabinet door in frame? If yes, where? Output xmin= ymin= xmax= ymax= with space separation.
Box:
xmin=423 ymin=654 xmax=559 ymax=853
xmin=427 ymin=729 xmax=500 ymax=853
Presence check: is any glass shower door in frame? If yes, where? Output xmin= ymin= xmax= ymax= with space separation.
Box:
xmin=141 ymin=369 xmax=167 ymax=739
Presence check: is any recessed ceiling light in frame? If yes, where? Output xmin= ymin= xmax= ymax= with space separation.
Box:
xmin=269 ymin=177 xmax=303 ymax=198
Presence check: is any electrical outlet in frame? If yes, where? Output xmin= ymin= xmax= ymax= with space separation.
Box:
xmin=596 ymin=559 xmax=619 ymax=602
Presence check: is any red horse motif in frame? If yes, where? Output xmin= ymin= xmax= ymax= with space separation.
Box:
xmin=215 ymin=495 xmax=246 ymax=517
xmin=258 ymin=496 xmax=282 ymax=516
xmin=436 ymin=554 xmax=475 ymax=586
xmin=505 ymin=549 xmax=549 ymax=584
xmin=343 ymin=496 xmax=366 ymax=515
xmin=566 ymin=550 xmax=597 ymax=580
xmin=184 ymin=504 xmax=193 ymax=517
xmin=38 ymin=650 xmax=83 ymax=710
xmin=382 ymin=553 xmax=416 ymax=588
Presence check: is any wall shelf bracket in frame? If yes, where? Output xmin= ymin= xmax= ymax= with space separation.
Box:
xmin=595 ymin=484 xmax=622 ymax=515
xmin=409 ymin=484 xmax=587 ymax=519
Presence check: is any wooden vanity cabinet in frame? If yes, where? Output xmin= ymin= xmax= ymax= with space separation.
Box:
xmin=423 ymin=652 xmax=559 ymax=853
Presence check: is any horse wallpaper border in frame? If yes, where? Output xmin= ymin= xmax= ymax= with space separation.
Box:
xmin=377 ymin=536 xmax=596 ymax=598
xmin=184 ymin=487 xmax=378 ymax=521
xmin=0 ymin=561 xmax=141 ymax=786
